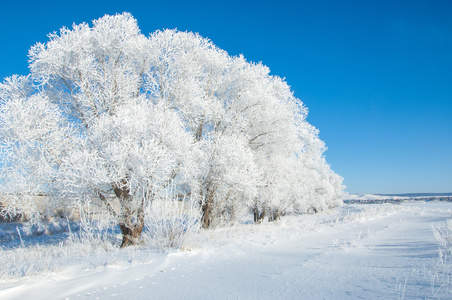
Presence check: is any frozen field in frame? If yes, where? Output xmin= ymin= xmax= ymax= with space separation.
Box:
xmin=1 ymin=201 xmax=452 ymax=299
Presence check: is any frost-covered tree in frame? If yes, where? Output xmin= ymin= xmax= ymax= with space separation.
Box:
xmin=1 ymin=14 xmax=196 ymax=247
xmin=0 ymin=13 xmax=345 ymax=247
xmin=0 ymin=75 xmax=73 ymax=223
xmin=144 ymin=30 xmax=262 ymax=227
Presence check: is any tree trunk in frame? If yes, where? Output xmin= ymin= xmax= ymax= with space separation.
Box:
xmin=253 ymin=208 xmax=266 ymax=223
xmin=119 ymin=210 xmax=145 ymax=248
xmin=268 ymin=210 xmax=281 ymax=222
xmin=114 ymin=181 xmax=145 ymax=248
xmin=201 ymin=186 xmax=216 ymax=229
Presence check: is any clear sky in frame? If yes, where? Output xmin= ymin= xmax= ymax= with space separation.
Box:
xmin=0 ymin=0 xmax=451 ymax=194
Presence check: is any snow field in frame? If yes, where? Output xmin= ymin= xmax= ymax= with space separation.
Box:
xmin=1 ymin=201 xmax=451 ymax=299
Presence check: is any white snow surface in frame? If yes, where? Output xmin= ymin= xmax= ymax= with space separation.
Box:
xmin=346 ymin=194 xmax=452 ymax=201
xmin=346 ymin=194 xmax=410 ymax=201
xmin=1 ymin=201 xmax=452 ymax=299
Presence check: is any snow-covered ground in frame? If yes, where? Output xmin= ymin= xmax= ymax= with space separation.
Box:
xmin=1 ymin=201 xmax=452 ymax=299
xmin=346 ymin=193 xmax=452 ymax=201
xmin=346 ymin=194 xmax=410 ymax=201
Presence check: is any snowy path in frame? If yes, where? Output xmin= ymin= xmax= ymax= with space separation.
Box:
xmin=1 ymin=202 xmax=451 ymax=299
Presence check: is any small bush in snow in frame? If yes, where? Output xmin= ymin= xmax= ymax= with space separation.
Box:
xmin=431 ymin=219 xmax=452 ymax=297
xmin=142 ymin=196 xmax=201 ymax=248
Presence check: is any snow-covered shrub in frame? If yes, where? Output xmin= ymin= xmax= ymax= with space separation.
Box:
xmin=431 ymin=219 xmax=452 ymax=297
xmin=71 ymin=202 xmax=120 ymax=251
xmin=142 ymin=195 xmax=201 ymax=248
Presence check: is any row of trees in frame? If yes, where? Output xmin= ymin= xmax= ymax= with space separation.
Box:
xmin=0 ymin=13 xmax=345 ymax=247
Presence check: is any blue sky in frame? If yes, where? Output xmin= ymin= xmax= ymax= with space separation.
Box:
xmin=0 ymin=0 xmax=451 ymax=194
